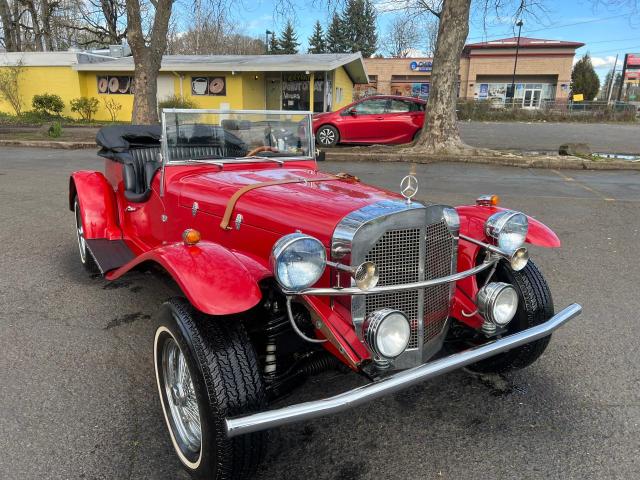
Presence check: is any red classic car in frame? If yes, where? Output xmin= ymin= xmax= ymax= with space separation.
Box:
xmin=70 ymin=109 xmax=581 ymax=479
xmin=313 ymin=95 xmax=426 ymax=146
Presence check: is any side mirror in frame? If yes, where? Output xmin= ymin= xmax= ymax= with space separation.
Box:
xmin=348 ymin=108 xmax=357 ymax=116
xmin=315 ymin=149 xmax=326 ymax=162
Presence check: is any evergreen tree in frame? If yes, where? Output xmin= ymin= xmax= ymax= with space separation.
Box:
xmin=268 ymin=33 xmax=280 ymax=54
xmin=278 ymin=20 xmax=300 ymax=54
xmin=342 ymin=0 xmax=377 ymax=57
xmin=308 ymin=20 xmax=326 ymax=54
xmin=570 ymin=54 xmax=600 ymax=101
xmin=326 ymin=13 xmax=347 ymax=53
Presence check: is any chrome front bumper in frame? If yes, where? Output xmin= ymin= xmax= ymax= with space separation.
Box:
xmin=225 ymin=303 xmax=581 ymax=438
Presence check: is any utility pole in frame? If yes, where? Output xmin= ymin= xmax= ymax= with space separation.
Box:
xmin=606 ymin=54 xmax=619 ymax=103
xmin=509 ymin=20 xmax=524 ymax=106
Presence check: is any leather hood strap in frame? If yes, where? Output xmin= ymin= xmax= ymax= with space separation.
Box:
xmin=220 ymin=176 xmax=339 ymax=230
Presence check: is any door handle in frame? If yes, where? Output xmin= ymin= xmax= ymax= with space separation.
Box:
xmin=375 ymin=116 xmax=385 ymax=120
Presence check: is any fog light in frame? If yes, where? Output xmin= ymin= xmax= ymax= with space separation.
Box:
xmin=362 ymin=309 xmax=411 ymax=359
xmin=510 ymin=247 xmax=529 ymax=271
xmin=353 ymin=261 xmax=379 ymax=290
xmin=477 ymin=282 xmax=519 ymax=327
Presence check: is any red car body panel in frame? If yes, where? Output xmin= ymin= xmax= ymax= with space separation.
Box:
xmin=313 ymin=95 xmax=426 ymax=145
xmin=69 ymin=171 xmax=121 ymax=240
xmin=72 ymin=156 xmax=561 ymax=365
xmin=105 ymin=240 xmax=263 ymax=316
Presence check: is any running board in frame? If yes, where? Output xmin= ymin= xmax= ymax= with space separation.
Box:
xmin=85 ymin=239 xmax=135 ymax=274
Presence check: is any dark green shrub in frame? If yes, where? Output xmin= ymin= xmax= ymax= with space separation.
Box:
xmin=48 ymin=121 xmax=62 ymax=138
xmin=70 ymin=97 xmax=99 ymax=121
xmin=158 ymin=95 xmax=196 ymax=110
xmin=32 ymin=94 xmax=65 ymax=116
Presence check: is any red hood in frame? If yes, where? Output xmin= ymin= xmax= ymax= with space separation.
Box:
xmin=175 ymin=166 xmax=400 ymax=245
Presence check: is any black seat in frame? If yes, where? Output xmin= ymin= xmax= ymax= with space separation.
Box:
xmin=122 ymin=145 xmax=226 ymax=202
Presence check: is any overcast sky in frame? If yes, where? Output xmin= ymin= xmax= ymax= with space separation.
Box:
xmin=234 ymin=0 xmax=640 ymax=80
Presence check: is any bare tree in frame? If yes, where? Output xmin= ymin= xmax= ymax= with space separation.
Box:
xmin=382 ymin=15 xmax=421 ymax=57
xmin=0 ymin=0 xmax=18 ymax=50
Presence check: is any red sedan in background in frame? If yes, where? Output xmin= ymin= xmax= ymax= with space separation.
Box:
xmin=313 ymin=95 xmax=426 ymax=147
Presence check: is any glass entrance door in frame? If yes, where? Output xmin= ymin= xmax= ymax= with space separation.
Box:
xmin=522 ymin=89 xmax=542 ymax=108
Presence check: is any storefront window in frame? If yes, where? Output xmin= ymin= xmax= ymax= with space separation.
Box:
xmin=97 ymin=75 xmax=134 ymax=95
xmin=476 ymin=82 xmax=556 ymax=106
xmin=282 ymin=73 xmax=310 ymax=111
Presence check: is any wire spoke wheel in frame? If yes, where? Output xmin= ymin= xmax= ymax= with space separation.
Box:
xmin=74 ymin=202 xmax=87 ymax=263
xmin=162 ymin=337 xmax=202 ymax=455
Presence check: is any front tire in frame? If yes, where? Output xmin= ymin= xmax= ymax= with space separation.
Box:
xmin=469 ymin=260 xmax=554 ymax=373
xmin=316 ymin=125 xmax=339 ymax=147
xmin=154 ymin=298 xmax=267 ymax=479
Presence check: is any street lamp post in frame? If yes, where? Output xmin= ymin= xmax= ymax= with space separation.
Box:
xmin=265 ymin=30 xmax=274 ymax=54
xmin=509 ymin=20 xmax=524 ymax=107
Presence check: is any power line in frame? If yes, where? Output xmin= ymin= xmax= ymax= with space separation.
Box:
xmin=467 ymin=13 xmax=629 ymax=42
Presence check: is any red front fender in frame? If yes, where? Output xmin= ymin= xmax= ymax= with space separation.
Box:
xmin=456 ymin=205 xmax=560 ymax=248
xmin=69 ymin=171 xmax=121 ymax=240
xmin=105 ymin=241 xmax=265 ymax=316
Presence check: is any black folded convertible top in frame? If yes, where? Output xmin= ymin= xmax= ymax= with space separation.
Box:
xmin=96 ymin=125 xmax=162 ymax=153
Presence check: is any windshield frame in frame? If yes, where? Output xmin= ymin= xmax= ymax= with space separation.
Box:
xmin=160 ymin=108 xmax=315 ymax=165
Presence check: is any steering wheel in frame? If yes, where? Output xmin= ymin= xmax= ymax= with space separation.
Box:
xmin=246 ymin=145 xmax=279 ymax=157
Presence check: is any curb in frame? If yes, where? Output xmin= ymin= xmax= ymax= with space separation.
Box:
xmin=325 ymin=150 xmax=640 ymax=171
xmin=0 ymin=139 xmax=96 ymax=149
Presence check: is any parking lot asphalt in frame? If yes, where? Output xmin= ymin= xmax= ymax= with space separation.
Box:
xmin=458 ymin=121 xmax=640 ymax=155
xmin=1 ymin=147 xmax=639 ymax=480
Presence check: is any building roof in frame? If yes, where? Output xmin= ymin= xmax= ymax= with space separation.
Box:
xmin=72 ymin=53 xmax=368 ymax=83
xmin=464 ymin=37 xmax=585 ymax=51
xmin=1 ymin=51 xmax=83 ymax=66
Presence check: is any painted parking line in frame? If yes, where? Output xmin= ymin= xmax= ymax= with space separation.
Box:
xmin=550 ymin=169 xmax=615 ymax=202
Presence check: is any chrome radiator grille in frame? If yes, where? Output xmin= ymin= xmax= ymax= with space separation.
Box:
xmin=365 ymin=228 xmax=421 ymax=349
xmin=424 ymin=221 xmax=455 ymax=342
xmin=363 ymin=221 xmax=454 ymax=349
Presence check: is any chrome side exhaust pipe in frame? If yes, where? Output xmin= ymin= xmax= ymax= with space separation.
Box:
xmin=225 ymin=303 xmax=582 ymax=437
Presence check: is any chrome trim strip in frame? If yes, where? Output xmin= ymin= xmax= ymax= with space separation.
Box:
xmin=225 ymin=303 xmax=582 ymax=437
xmin=286 ymin=259 xmax=498 ymax=296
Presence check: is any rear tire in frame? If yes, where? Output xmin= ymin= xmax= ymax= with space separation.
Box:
xmin=469 ymin=260 xmax=554 ymax=373
xmin=316 ymin=125 xmax=339 ymax=147
xmin=73 ymin=196 xmax=99 ymax=274
xmin=154 ymin=298 xmax=267 ymax=479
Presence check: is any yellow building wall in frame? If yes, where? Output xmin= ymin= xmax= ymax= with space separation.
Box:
xmin=83 ymin=72 xmax=135 ymax=121
xmin=241 ymin=72 xmax=266 ymax=109
xmin=176 ymin=72 xmax=244 ymax=109
xmin=0 ymin=66 xmax=82 ymax=117
xmin=333 ymin=66 xmax=354 ymax=110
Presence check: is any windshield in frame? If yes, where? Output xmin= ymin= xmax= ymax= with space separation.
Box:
xmin=161 ymin=109 xmax=313 ymax=163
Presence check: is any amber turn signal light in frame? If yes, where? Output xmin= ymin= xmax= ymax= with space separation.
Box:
xmin=182 ymin=229 xmax=201 ymax=245
xmin=476 ymin=194 xmax=500 ymax=207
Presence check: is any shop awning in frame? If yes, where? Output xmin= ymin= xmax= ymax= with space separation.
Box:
xmin=73 ymin=53 xmax=368 ymax=84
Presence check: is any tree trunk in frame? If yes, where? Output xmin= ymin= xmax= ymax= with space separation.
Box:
xmin=0 ymin=0 xmax=17 ymax=51
xmin=126 ymin=0 xmax=173 ymax=124
xmin=412 ymin=0 xmax=471 ymax=153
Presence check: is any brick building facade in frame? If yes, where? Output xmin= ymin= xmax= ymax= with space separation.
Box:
xmin=357 ymin=37 xmax=584 ymax=108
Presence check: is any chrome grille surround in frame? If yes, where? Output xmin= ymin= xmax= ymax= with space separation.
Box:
xmin=332 ymin=200 xmax=457 ymax=369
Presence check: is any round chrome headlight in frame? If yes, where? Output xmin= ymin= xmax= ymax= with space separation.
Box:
xmin=485 ymin=210 xmax=528 ymax=253
xmin=362 ymin=309 xmax=411 ymax=359
xmin=477 ymin=282 xmax=519 ymax=327
xmin=270 ymin=233 xmax=326 ymax=291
